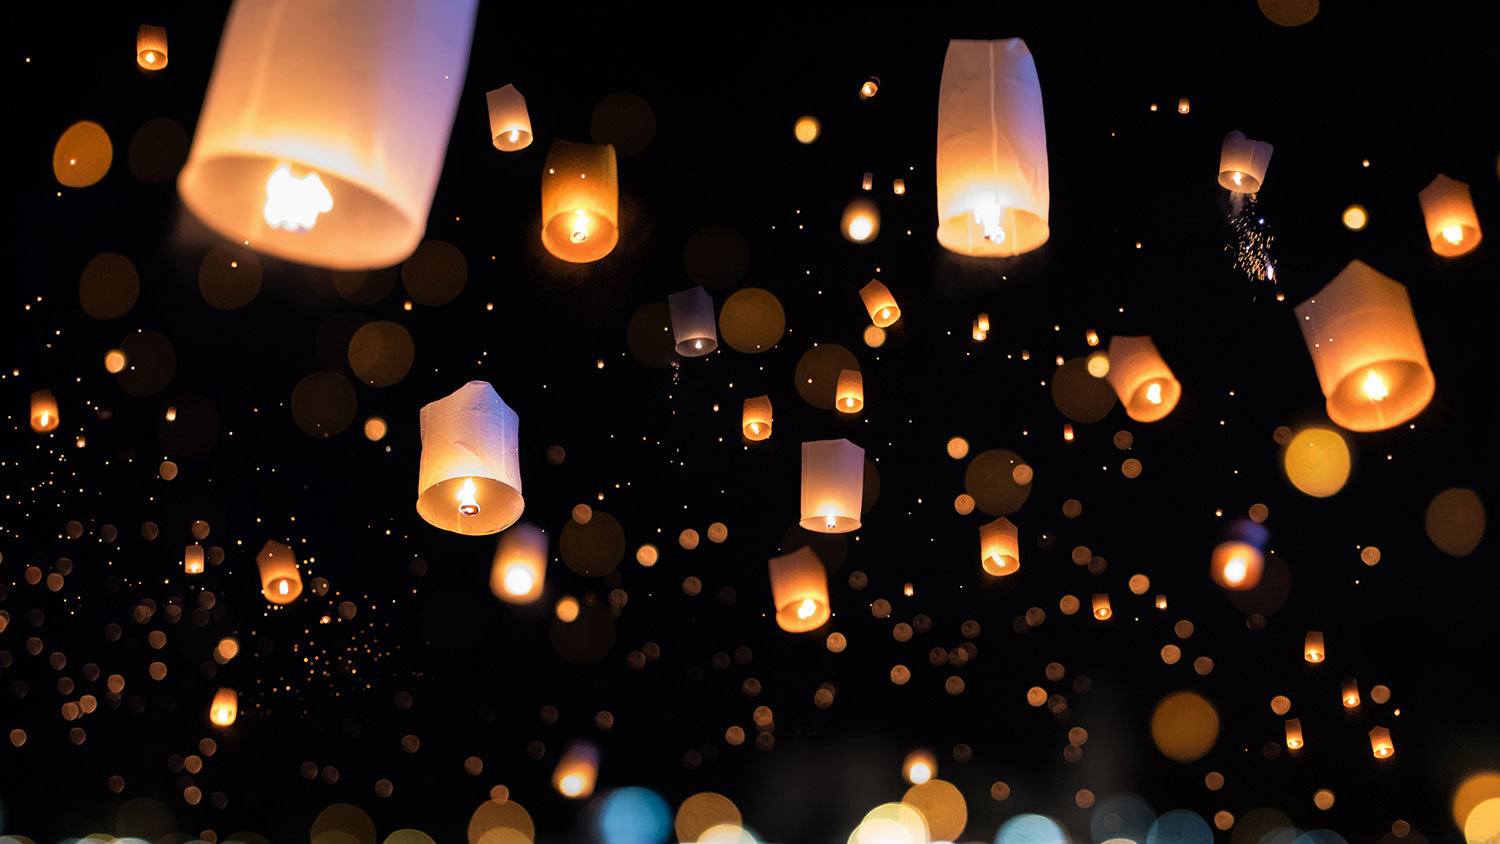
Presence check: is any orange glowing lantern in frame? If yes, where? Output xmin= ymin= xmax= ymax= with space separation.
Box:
xmin=842 ymin=198 xmax=880 ymax=243
xmin=209 ymin=687 xmax=237 ymax=727
xmin=860 ymin=76 xmax=880 ymax=99
xmin=800 ymin=439 xmax=864 ymax=533
xmin=979 ymin=516 xmax=1020 ymax=576
xmin=256 ymin=540 xmax=302 ymax=604
xmin=1210 ymin=541 xmax=1263 ymax=590
xmin=30 ymin=390 xmax=60 ymax=433
xmin=485 ymin=84 xmax=533 ymax=151
xmin=1304 ymin=631 xmax=1325 ymax=663
xmin=1369 ymin=726 xmax=1394 ymax=758
xmin=836 ymin=369 xmax=865 ymax=413
xmin=417 ymin=381 xmax=523 ymax=536
xmin=903 ymin=749 xmax=937 ymax=784
xmin=491 ymin=523 xmax=546 ymax=605
xmin=1177 ymin=98 xmax=1190 ymax=114
xmin=184 ymin=545 xmax=205 ymax=575
xmin=1342 ymin=678 xmax=1361 ymax=708
xmin=743 ymin=395 xmax=772 ymax=441
xmin=553 ymin=742 xmax=599 ymax=798
xmin=541 ymin=139 xmax=619 ymax=262
xmin=768 ymin=546 xmax=831 ymax=633
xmin=859 ymin=280 xmax=901 ymax=327
xmin=136 ymin=25 xmax=167 ymax=70
xmin=1417 ymin=174 xmax=1482 ymax=256
xmin=1218 ymin=130 xmax=1273 ymax=193
xmin=1104 ymin=335 xmax=1181 ymax=422
xmin=1091 ymin=594 xmax=1112 ymax=620
xmin=1285 ymin=718 xmax=1304 ymax=749
xmin=669 ymin=286 xmax=718 ymax=357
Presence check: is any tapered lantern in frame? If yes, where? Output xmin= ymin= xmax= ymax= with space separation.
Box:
xmin=1210 ymin=541 xmax=1263 ymax=590
xmin=491 ymin=523 xmax=545 ymax=604
xmin=257 ymin=540 xmax=302 ymax=604
xmin=1285 ymin=718 xmax=1304 ymax=749
xmin=417 ymin=381 xmax=523 ymax=535
xmin=743 ymin=396 xmax=772 ymax=441
xmin=553 ymin=742 xmax=599 ymax=798
xmin=177 ymin=0 xmax=478 ymax=270
xmin=209 ymin=687 xmax=238 ymax=726
xmin=486 ymin=84 xmax=533 ymax=152
xmin=768 ymin=546 xmax=831 ymax=632
xmin=1369 ymin=726 xmax=1394 ymax=759
xmin=859 ymin=280 xmax=901 ymax=327
xmin=903 ymin=749 xmax=937 ymax=784
xmin=184 ymin=545 xmax=205 ymax=575
xmin=541 ymin=140 xmax=618 ymax=262
xmin=1417 ymin=174 xmax=1482 ymax=256
xmin=669 ymin=286 xmax=718 ymax=356
xmin=1304 ymin=631 xmax=1325 ymax=663
xmin=836 ymin=369 xmax=864 ymax=413
xmin=1104 ymin=335 xmax=1182 ymax=422
xmin=136 ymin=25 xmax=167 ymax=70
xmin=1341 ymin=678 xmax=1360 ymax=708
xmin=1218 ymin=130 xmax=1273 ymax=193
xmin=1091 ymin=593 xmax=1112 ymax=620
xmin=979 ymin=516 xmax=1019 ymax=576
xmin=1295 ymin=260 xmax=1435 ymax=432
xmin=935 ymin=38 xmax=1049 ymax=257
xmin=800 ymin=439 xmax=864 ymax=533
xmin=30 ymin=390 xmax=59 ymax=433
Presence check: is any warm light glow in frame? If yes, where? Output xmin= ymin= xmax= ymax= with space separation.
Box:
xmin=1285 ymin=718 xmax=1303 ymax=749
xmin=145 ymin=52 xmax=157 ymax=64
xmin=104 ymin=349 xmax=127 ymax=373
xmin=794 ymin=116 xmax=821 ymax=144
xmin=903 ymin=750 xmax=937 ymax=784
xmin=796 ymin=598 xmax=817 ymax=620
xmin=1063 ymin=424 xmax=1074 ymax=441
xmin=909 ymin=763 xmax=932 ymax=784
xmin=1305 ymin=631 xmax=1325 ymax=663
xmin=457 ymin=477 xmax=480 ymax=517
xmin=860 ymin=79 xmax=878 ymax=99
xmin=750 ymin=423 xmax=760 ymax=434
xmin=848 ymin=214 xmax=874 ymax=241
xmin=503 ymin=567 xmax=534 ymax=596
xmin=1342 ymin=205 xmax=1368 ymax=230
xmin=1364 ymin=369 xmax=1388 ymax=401
xmin=1085 ymin=329 xmax=1099 ymax=346
xmin=1443 ymin=224 xmax=1464 ymax=244
xmin=559 ymin=774 xmax=585 ymax=796
xmin=1343 ymin=678 xmax=1361 ymax=708
xmin=1224 ymin=556 xmax=1246 ymax=583
xmin=1146 ymin=382 xmax=1163 ymax=404
xmin=210 ymin=688 xmax=237 ymax=727
xmin=570 ymin=209 xmax=591 ymax=243
xmin=1370 ymin=726 xmax=1394 ymax=758
xmin=509 ymin=129 xmax=520 ymax=144
xmin=1231 ymin=171 xmax=1243 ymax=187
xmin=880 ymin=307 xmax=891 ymax=321
xmin=555 ymin=596 xmax=580 ymax=622
xmin=262 ymin=165 xmax=333 ymax=232
xmin=276 ymin=579 xmax=290 ymax=595
xmin=974 ymin=201 xmax=1005 ymax=244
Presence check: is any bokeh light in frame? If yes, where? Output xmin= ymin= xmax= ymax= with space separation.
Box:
xmin=1284 ymin=428 xmax=1351 ymax=497
xmin=597 ymin=787 xmax=671 ymax=844
xmin=1151 ymin=691 xmax=1219 ymax=762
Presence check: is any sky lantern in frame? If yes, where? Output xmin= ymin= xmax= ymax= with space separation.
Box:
xmin=136 ymin=25 xmax=167 ymax=70
xmin=842 ymin=198 xmax=880 ymax=243
xmin=1285 ymin=718 xmax=1304 ymax=749
xmin=669 ymin=286 xmax=718 ymax=356
xmin=1218 ymin=130 xmax=1273 ymax=193
xmin=859 ymin=279 xmax=901 ymax=327
xmin=485 ymin=84 xmax=533 ymax=151
xmin=541 ymin=140 xmax=618 ymax=262
xmin=1210 ymin=541 xmax=1263 ymax=590
xmin=553 ymin=742 xmax=599 ymax=798
xmin=767 ymin=546 xmax=831 ymax=632
xmin=30 ymin=389 xmax=59 ymax=433
xmin=1092 ymin=593 xmax=1112 ymax=620
xmin=1417 ymin=174 xmax=1482 ymax=256
xmin=491 ymin=524 xmax=546 ymax=605
xmin=1369 ymin=726 xmax=1394 ymax=758
xmin=1295 ymin=260 xmax=1434 ymax=432
xmin=256 ymin=540 xmax=302 ymax=604
xmin=743 ymin=396 xmax=773 ymax=441
xmin=836 ymin=369 xmax=865 ymax=413
xmin=979 ymin=516 xmax=1019 ymax=576
xmin=800 ymin=439 xmax=864 ymax=533
xmin=1304 ymin=631 xmax=1325 ymax=663
xmin=184 ymin=545 xmax=205 ymax=575
xmin=935 ymin=38 xmax=1049 ymax=256
xmin=1341 ymin=678 xmax=1361 ymax=708
xmin=209 ymin=687 xmax=238 ymax=727
xmin=1104 ymin=335 xmax=1181 ymax=422
xmin=903 ymin=750 xmax=936 ymax=784
xmin=176 ymin=0 xmax=477 ymax=270
xmin=416 ymin=381 xmax=523 ymax=536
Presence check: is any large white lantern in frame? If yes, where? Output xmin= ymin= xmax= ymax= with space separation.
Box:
xmin=800 ymin=439 xmax=864 ymax=534
xmin=668 ymin=286 xmax=718 ymax=357
xmin=417 ymin=381 xmax=523 ymax=535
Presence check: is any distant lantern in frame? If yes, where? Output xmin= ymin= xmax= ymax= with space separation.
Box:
xmin=1210 ymin=541 xmax=1263 ymax=591
xmin=1295 ymin=260 xmax=1434 ymax=432
xmin=1285 ymin=718 xmax=1304 ymax=749
xmin=1369 ymin=726 xmax=1394 ymax=759
xmin=903 ymin=749 xmax=937 ymax=784
xmin=893 ymin=179 xmax=906 ymax=195
xmin=256 ymin=540 xmax=302 ymax=604
xmin=860 ymin=76 xmax=880 ymax=99
xmin=1417 ymin=174 xmax=1482 ymax=256
xmin=794 ymin=115 xmax=821 ymax=144
xmin=743 ymin=396 xmax=773 ymax=441
xmin=979 ymin=517 xmax=1020 ymax=576
xmin=416 ymin=381 xmax=523 ymax=536
xmin=977 ymin=314 xmax=991 ymax=333
xmin=842 ymin=198 xmax=880 ymax=243
xmin=859 ymin=280 xmax=901 ymax=327
xmin=30 ymin=389 xmax=60 ymax=433
xmin=935 ymin=38 xmax=1049 ymax=257
xmin=768 ymin=546 xmax=831 ymax=632
xmin=1341 ymin=678 xmax=1361 ymax=708
xmin=553 ymin=742 xmax=599 ymax=798
xmin=972 ymin=320 xmax=986 ymax=341
xmin=1218 ymin=130 xmax=1273 ymax=193
xmin=491 ymin=523 xmax=546 ymax=605
xmin=209 ymin=687 xmax=238 ymax=727
xmin=1304 ymin=631 xmax=1325 ymax=663
xmin=862 ymin=172 xmax=874 ymax=191
xmin=485 ymin=84 xmax=533 ymax=152
xmin=800 ymin=439 xmax=864 ymax=533
xmin=176 ymin=0 xmax=477 ymax=270
xmin=1091 ymin=594 xmax=1112 ymax=620
xmin=668 ymin=286 xmax=718 ymax=357
xmin=1105 ymin=335 xmax=1182 ymax=422
xmin=541 ymin=139 xmax=619 ymax=262
xmin=1177 ymin=98 xmax=1190 ymax=114
xmin=184 ymin=545 xmax=205 ymax=575
xmin=136 ymin=25 xmax=168 ymax=70
xmin=836 ymin=369 xmax=865 ymax=413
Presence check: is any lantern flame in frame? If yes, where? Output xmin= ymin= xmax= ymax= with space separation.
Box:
xmin=38 ymin=412 xmax=51 ymax=428
xmin=559 ymin=774 xmax=585 ymax=797
xmin=796 ymin=598 xmax=817 ymax=619
xmin=694 ymin=339 xmax=703 ymax=350
xmin=1146 ymin=382 xmax=1163 ymax=404
xmin=509 ymin=129 xmax=520 ymax=143
xmin=1363 ymin=369 xmax=1388 ymax=402
xmin=848 ymin=214 xmax=874 ymax=241
xmin=974 ymin=201 xmax=1006 ymax=243
xmin=880 ymin=307 xmax=891 ymax=321
xmin=263 ymin=165 xmax=333 ymax=232
xmin=276 ymin=579 xmax=290 ymax=595
xmin=1223 ymin=555 xmax=1247 ymax=584
xmin=457 ymin=477 xmax=480 ymax=517
xmin=503 ymin=567 xmax=534 ymax=596
xmin=145 ymin=52 xmax=157 ymax=64
xmin=1231 ymin=171 xmax=1243 ymax=187
xmin=750 ymin=423 xmax=760 ymax=434
xmin=570 ymin=209 xmax=591 ymax=243
xmin=1442 ymin=224 xmax=1464 ymax=244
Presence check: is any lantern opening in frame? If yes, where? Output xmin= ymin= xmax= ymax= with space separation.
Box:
xmin=570 ymin=209 xmax=591 ymax=243
xmin=276 ymin=579 xmax=290 ymax=595
xmin=509 ymin=129 xmax=520 ymax=144
xmin=974 ymin=202 xmax=1006 ymax=244
xmin=797 ymin=598 xmax=817 ymax=619
xmin=1364 ymin=370 xmax=1388 ymax=401
xmin=1146 ymin=382 xmax=1163 ymax=404
xmin=504 ymin=567 xmax=534 ymax=596
xmin=263 ymin=165 xmax=333 ymax=232
xmin=457 ymin=477 xmax=481 ymax=517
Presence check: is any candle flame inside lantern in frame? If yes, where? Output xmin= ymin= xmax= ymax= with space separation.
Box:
xmin=1146 ymin=382 xmax=1163 ymax=404
xmin=974 ymin=201 xmax=1005 ymax=244
xmin=457 ymin=477 xmax=480 ymax=517
xmin=1442 ymin=224 xmax=1464 ymax=244
xmin=214 ymin=706 xmax=231 ymax=723
xmin=504 ymin=567 xmax=534 ymax=596
xmin=571 ymin=209 xmax=591 ymax=243
xmin=848 ymin=214 xmax=874 ymax=241
xmin=797 ymin=598 xmax=817 ymax=619
xmin=509 ymin=129 xmax=520 ymax=144
xmin=276 ymin=579 xmax=290 ymax=595
xmin=1223 ymin=555 xmax=1248 ymax=584
xmin=145 ymin=52 xmax=157 ymax=64
xmin=750 ymin=423 xmax=760 ymax=434
xmin=880 ymin=307 xmax=891 ymax=321
xmin=38 ymin=412 xmax=51 ymax=428
xmin=559 ymin=774 xmax=586 ymax=797
xmin=1364 ymin=370 xmax=1388 ymax=402
xmin=1231 ymin=171 xmax=1243 ymax=187
xmin=825 ymin=514 xmax=838 ymax=531
xmin=263 ymin=165 xmax=333 ymax=232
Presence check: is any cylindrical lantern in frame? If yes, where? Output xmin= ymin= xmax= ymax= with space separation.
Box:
xmin=935 ymin=38 xmax=1049 ymax=257
xmin=1369 ymin=726 xmax=1394 ymax=759
xmin=210 ymin=687 xmax=238 ymax=726
xmin=859 ymin=280 xmax=901 ymax=327
xmin=979 ymin=516 xmax=1019 ymax=576
xmin=416 ymin=381 xmax=523 ymax=535
xmin=1218 ymin=130 xmax=1273 ymax=193
xmin=176 ymin=0 xmax=478 ymax=270
xmin=540 ymin=139 xmax=618 ymax=263
xmin=800 ymin=439 xmax=864 ymax=533
xmin=1209 ymin=541 xmax=1263 ymax=590
xmin=861 ymin=171 xmax=873 ymax=191
xmin=903 ymin=749 xmax=936 ymax=784
xmin=836 ymin=369 xmax=864 ymax=413
xmin=1341 ymin=678 xmax=1360 ymax=708
xmin=1304 ymin=631 xmax=1325 ymax=663
xmin=553 ymin=741 xmax=599 ymax=798
xmin=485 ymin=84 xmax=533 ymax=152
xmin=1284 ymin=718 xmax=1303 ymax=749
xmin=1091 ymin=593 xmax=1112 ymax=620
xmin=1294 ymin=260 xmax=1435 ymax=432
xmin=767 ymin=546 xmax=831 ymax=632
xmin=491 ymin=523 xmax=546 ymax=604
xmin=137 ymin=25 xmax=168 ymax=70
xmin=1104 ymin=335 xmax=1182 ymax=422
xmin=743 ymin=395 xmax=772 ymax=441
xmin=971 ymin=320 xmax=986 ymax=341
xmin=1417 ymin=174 xmax=1482 ymax=256
xmin=1177 ymin=97 xmax=1190 ymax=114
xmin=257 ymin=540 xmax=302 ymax=604
xmin=184 ymin=545 xmax=205 ymax=575
xmin=30 ymin=389 xmax=59 ymax=433
xmin=668 ymin=286 xmax=718 ymax=356
xmin=842 ymin=198 xmax=880 ymax=243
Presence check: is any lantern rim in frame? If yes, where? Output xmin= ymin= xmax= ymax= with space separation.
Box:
xmin=417 ymin=475 xmax=524 ymax=535
xmin=799 ymin=514 xmax=861 ymax=534
xmin=775 ymin=599 xmax=831 ymax=632
xmin=743 ymin=423 xmax=772 ymax=441
xmin=675 ymin=336 xmax=719 ymax=357
xmin=937 ymin=208 xmax=1049 ymax=257
xmin=491 ymin=127 xmax=534 ymax=152
xmin=541 ymin=209 xmax=619 ymax=263
xmin=1217 ymin=169 xmax=1263 ymax=193
xmin=1325 ymin=358 xmax=1434 ymax=432
xmin=1125 ymin=377 xmax=1182 ymax=422
xmin=981 ymin=554 xmax=1019 ymax=577
xmin=1428 ymin=223 xmax=1482 ymax=256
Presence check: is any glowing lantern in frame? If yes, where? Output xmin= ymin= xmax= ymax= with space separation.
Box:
xmin=893 ymin=179 xmax=906 ymax=195
xmin=209 ymin=687 xmax=238 ymax=726
xmin=743 ymin=395 xmax=772 ymax=441
xmin=977 ymin=313 xmax=990 ymax=333
xmin=177 ymin=0 xmax=477 ymax=270
xmin=541 ymin=139 xmax=618 ymax=263
xmin=1304 ymin=631 xmax=1325 ymax=663
xmin=842 ymin=198 xmax=880 ymax=243
xmin=1285 ymin=718 xmax=1304 ymax=749
xmin=485 ymin=84 xmax=532 ymax=151
xmin=1104 ymin=335 xmax=1181 ymax=422
xmin=1091 ymin=593 xmax=1112 ymax=620
xmin=553 ymin=742 xmax=599 ymax=798
xmin=972 ymin=320 xmax=986 ymax=340
xmin=800 ymin=439 xmax=864 ymax=533
xmin=1218 ymin=130 xmax=1273 ymax=193
xmin=1369 ymin=726 xmax=1394 ymax=758
xmin=668 ymin=286 xmax=718 ymax=357
xmin=860 ymin=76 xmax=880 ymax=99
xmin=836 ymin=369 xmax=865 ymax=413
xmin=1295 ymin=260 xmax=1434 ymax=431
xmin=184 ymin=545 xmax=205 ymax=575
xmin=1210 ymin=541 xmax=1263 ymax=590
xmin=1341 ymin=678 xmax=1361 ymax=708
xmin=1417 ymin=174 xmax=1482 ymax=256
xmin=30 ymin=389 xmax=59 ymax=433
xmin=936 ymin=38 xmax=1049 ymax=256
xmin=767 ymin=546 xmax=831 ymax=633
xmin=979 ymin=516 xmax=1019 ymax=576
xmin=491 ymin=523 xmax=545 ymax=605
xmin=859 ymin=280 xmax=901 ymax=327
xmin=136 ymin=25 xmax=167 ymax=70
xmin=903 ymin=749 xmax=937 ymax=784
xmin=1177 ymin=98 xmax=1190 ymax=114
xmin=256 ymin=540 xmax=302 ymax=604
xmin=416 ymin=381 xmax=523 ymax=536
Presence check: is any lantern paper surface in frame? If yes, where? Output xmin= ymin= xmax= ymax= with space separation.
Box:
xmin=768 ymin=546 xmax=832 ymax=632
xmin=743 ymin=395 xmax=772 ymax=441
xmin=859 ymin=279 xmax=901 ymax=327
xmin=979 ymin=516 xmax=1020 ymax=576
xmin=1218 ymin=130 xmax=1273 ymax=192
xmin=935 ymin=38 xmax=1050 ymax=257
xmin=836 ymin=369 xmax=864 ymax=413
xmin=417 ymin=381 xmax=523 ymax=536
xmin=486 ymin=84 xmax=533 ymax=152
xmin=491 ymin=523 xmax=546 ymax=604
xmin=184 ymin=545 xmax=205 ymax=575
xmin=1370 ymin=726 xmax=1394 ymax=758
xmin=1104 ymin=335 xmax=1182 ymax=422
xmin=1295 ymin=260 xmax=1434 ymax=432
xmin=136 ymin=25 xmax=167 ymax=70
xmin=800 ymin=439 xmax=864 ymax=533
xmin=30 ymin=389 xmax=59 ymax=433
xmin=1304 ymin=631 xmax=1325 ymax=663
xmin=553 ymin=742 xmax=599 ymax=798
xmin=668 ymin=286 xmax=718 ymax=356
xmin=1417 ymin=174 xmax=1482 ymax=256
xmin=177 ymin=0 xmax=478 ymax=270
xmin=210 ymin=687 xmax=238 ymax=726
xmin=541 ymin=139 xmax=618 ymax=262
xmin=256 ymin=540 xmax=302 ymax=604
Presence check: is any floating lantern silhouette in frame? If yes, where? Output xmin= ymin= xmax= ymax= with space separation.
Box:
xmin=209 ymin=687 xmax=237 ymax=726
xmin=136 ymin=25 xmax=167 ymax=70
xmin=417 ymin=381 xmax=523 ymax=536
xmin=486 ymin=84 xmax=533 ymax=151
xmin=30 ymin=390 xmax=59 ymax=433
xmin=1104 ymin=335 xmax=1181 ymax=422
xmin=184 ymin=545 xmax=205 ymax=575
xmin=979 ymin=516 xmax=1019 ymax=576
xmin=1342 ymin=678 xmax=1361 ymax=708
xmin=836 ymin=369 xmax=865 ymax=413
xmin=1285 ymin=718 xmax=1304 ymax=749
xmin=1417 ymin=174 xmax=1482 ymax=256
xmin=1210 ymin=540 xmax=1263 ymax=590
xmin=768 ymin=546 xmax=831 ymax=632
xmin=257 ymin=540 xmax=302 ymax=604
xmin=800 ymin=439 xmax=864 ymax=533
xmin=1218 ymin=130 xmax=1273 ymax=192
xmin=859 ymin=280 xmax=901 ymax=327
xmin=743 ymin=396 xmax=772 ymax=441
xmin=1092 ymin=593 xmax=1112 ymax=620
xmin=541 ymin=140 xmax=619 ymax=262
xmin=1305 ymin=631 xmax=1325 ymax=663
xmin=669 ymin=286 xmax=718 ymax=356
xmin=491 ymin=524 xmax=546 ymax=604
xmin=553 ymin=742 xmax=599 ymax=798
xmin=1369 ymin=726 xmax=1394 ymax=758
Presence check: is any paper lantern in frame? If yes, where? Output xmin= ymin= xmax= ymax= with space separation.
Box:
xmin=1218 ymin=130 xmax=1273 ymax=193
xmin=979 ymin=516 xmax=1019 ymax=576
xmin=860 ymin=76 xmax=880 ymax=99
xmin=177 ymin=0 xmax=477 ymax=270
xmin=136 ymin=25 xmax=167 ymax=70
xmin=800 ymin=439 xmax=864 ymax=533
xmin=1091 ymin=593 xmax=1112 ymax=620
xmin=491 ymin=524 xmax=545 ymax=604
xmin=971 ymin=320 xmax=986 ymax=341
xmin=1304 ymin=631 xmax=1325 ymax=663
xmin=935 ymin=38 xmax=1049 ymax=257
xmin=842 ymin=198 xmax=880 ymax=243
xmin=486 ymin=84 xmax=533 ymax=152
xmin=184 ymin=545 xmax=205 ymax=575
xmin=209 ymin=687 xmax=238 ymax=726
xmin=859 ymin=280 xmax=901 ymax=327
xmin=1177 ymin=98 xmax=1190 ymax=114
xmin=742 ymin=395 xmax=772 ymax=441
xmin=416 ymin=381 xmax=523 ymax=535
xmin=1104 ymin=335 xmax=1181 ymax=422
xmin=668 ymin=286 xmax=718 ymax=356
xmin=1295 ymin=260 xmax=1434 ymax=432
xmin=1418 ymin=174 xmax=1482 ymax=256
xmin=1284 ymin=718 xmax=1304 ymax=749
xmin=256 ymin=540 xmax=302 ymax=604
xmin=1369 ymin=726 xmax=1394 ymax=759
xmin=553 ymin=741 xmax=599 ymax=798
xmin=767 ymin=546 xmax=831 ymax=632
xmin=1210 ymin=541 xmax=1263 ymax=590
xmin=836 ymin=369 xmax=865 ymax=413
xmin=903 ymin=749 xmax=936 ymax=784
xmin=30 ymin=389 xmax=59 ymax=433
xmin=1341 ymin=678 xmax=1361 ymax=708
xmin=541 ymin=139 xmax=618 ymax=263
